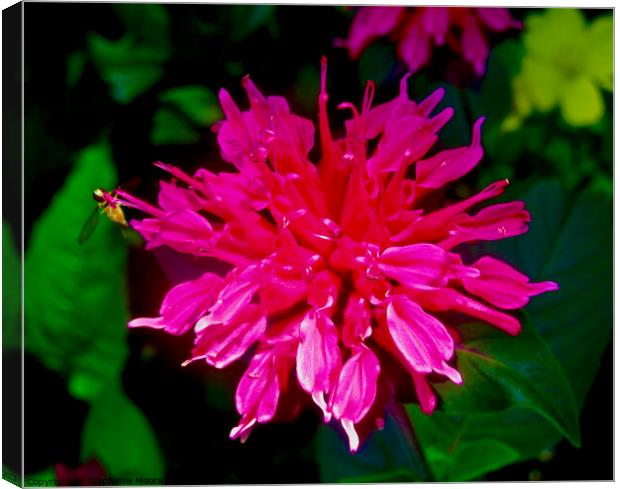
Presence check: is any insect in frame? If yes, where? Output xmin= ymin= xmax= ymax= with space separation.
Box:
xmin=78 ymin=188 xmax=128 ymax=244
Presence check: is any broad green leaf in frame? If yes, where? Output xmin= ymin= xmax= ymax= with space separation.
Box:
xmin=25 ymin=140 xmax=128 ymax=401
xmin=316 ymin=406 xmax=429 ymax=482
xmin=158 ymin=86 xmax=222 ymax=127
xmin=490 ymin=180 xmax=612 ymax=408
xmin=88 ymin=4 xmax=170 ymax=104
xmin=408 ymin=407 xmax=520 ymax=481
xmin=406 ymin=180 xmax=611 ymax=479
xmin=434 ymin=320 xmax=581 ymax=447
xmin=82 ymin=381 xmax=165 ymax=479
xmin=3 ymin=220 xmax=20 ymax=351
xmin=150 ymin=108 xmax=200 ymax=146
xmin=455 ymin=407 xmax=561 ymax=461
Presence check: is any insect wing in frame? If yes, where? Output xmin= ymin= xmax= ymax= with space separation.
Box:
xmin=78 ymin=206 xmax=101 ymax=244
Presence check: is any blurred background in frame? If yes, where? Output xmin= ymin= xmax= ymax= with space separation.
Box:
xmin=5 ymin=4 xmax=612 ymax=484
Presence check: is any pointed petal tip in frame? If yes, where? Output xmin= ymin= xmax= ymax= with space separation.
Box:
xmin=545 ymin=280 xmax=560 ymax=291
xmin=229 ymin=417 xmax=257 ymax=441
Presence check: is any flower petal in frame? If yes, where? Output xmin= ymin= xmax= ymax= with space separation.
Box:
xmin=128 ymin=272 xmax=222 ymax=335
xmin=296 ymin=310 xmax=342 ymax=418
xmin=331 ymin=345 xmax=380 ymax=424
xmin=378 ymin=243 xmax=452 ymax=288
xmin=190 ymin=305 xmax=267 ymax=368
xmin=463 ymin=256 xmax=559 ymax=309
xmin=415 ymin=118 xmax=484 ymax=189
xmin=386 ymin=295 xmax=455 ymax=376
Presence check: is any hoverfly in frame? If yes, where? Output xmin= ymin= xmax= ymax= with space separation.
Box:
xmin=78 ymin=188 xmax=128 ymax=244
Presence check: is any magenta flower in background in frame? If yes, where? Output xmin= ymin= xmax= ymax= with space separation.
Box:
xmin=337 ymin=6 xmax=521 ymax=76
xmin=116 ymin=58 xmax=557 ymax=452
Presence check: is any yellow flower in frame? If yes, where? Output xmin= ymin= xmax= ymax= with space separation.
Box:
xmin=504 ymin=9 xmax=612 ymax=129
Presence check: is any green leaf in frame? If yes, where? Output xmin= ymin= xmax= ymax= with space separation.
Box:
xmin=113 ymin=4 xmax=169 ymax=47
xmin=150 ymin=108 xmax=200 ymax=146
xmin=82 ymin=381 xmax=165 ymax=479
xmin=295 ymin=65 xmax=321 ymax=113
xmin=434 ymin=320 xmax=581 ymax=447
xmin=406 ymin=180 xmax=611 ymax=479
xmin=545 ymin=137 xmax=580 ymax=190
xmin=471 ymin=41 xmax=516 ymax=123
xmin=3 ymin=220 xmax=20 ymax=351
xmin=229 ymin=5 xmax=278 ymax=42
xmin=408 ymin=407 xmax=520 ymax=481
xmin=468 ymin=40 xmax=520 ymax=151
xmin=316 ymin=406 xmax=429 ymax=482
xmin=454 ymin=407 xmax=561 ymax=461
xmin=358 ymin=41 xmax=396 ymax=89
xmin=88 ymin=4 xmax=170 ymax=104
xmin=24 ymin=466 xmax=58 ymax=486
xmin=158 ymin=86 xmax=222 ymax=127
xmin=436 ymin=84 xmax=470 ymax=148
xmin=66 ymin=50 xmax=87 ymax=89
xmin=490 ymin=180 xmax=612 ymax=409
xmin=25 ymin=139 xmax=128 ymax=401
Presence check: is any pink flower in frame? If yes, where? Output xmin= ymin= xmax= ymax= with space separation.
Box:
xmin=337 ymin=7 xmax=521 ymax=76
xmin=117 ymin=58 xmax=557 ymax=452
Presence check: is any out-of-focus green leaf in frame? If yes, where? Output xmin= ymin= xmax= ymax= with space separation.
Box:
xmin=359 ymin=42 xmax=396 ymax=89
xmin=66 ymin=50 xmax=87 ymax=89
xmin=438 ymin=84 xmax=470 ymax=148
xmin=479 ymin=120 xmax=548 ymax=189
xmin=408 ymin=407 xmax=520 ymax=481
xmin=589 ymin=172 xmax=612 ymax=200
xmin=24 ymin=466 xmax=57 ymax=486
xmin=158 ymin=86 xmax=222 ymax=126
xmin=434 ymin=320 xmax=581 ymax=447
xmin=229 ymin=5 xmax=278 ymax=42
xmin=88 ymin=4 xmax=170 ymax=104
xmin=88 ymin=36 xmax=165 ymax=105
xmin=150 ymin=108 xmax=200 ymax=146
xmin=469 ymin=40 xmax=521 ymax=151
xmin=295 ymin=65 xmax=320 ymax=113
xmin=224 ymin=60 xmax=244 ymax=78
xmin=113 ymin=4 xmax=169 ymax=46
xmin=3 ymin=220 xmax=20 ymax=351
xmin=25 ymin=139 xmax=128 ymax=401
xmin=316 ymin=405 xmax=429 ymax=482
xmin=151 ymin=86 xmax=221 ymax=146
xmin=545 ymin=137 xmax=577 ymax=189
xmin=82 ymin=381 xmax=165 ymax=479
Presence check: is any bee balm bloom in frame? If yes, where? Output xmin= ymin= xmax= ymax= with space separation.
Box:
xmin=118 ymin=59 xmax=557 ymax=452
xmin=337 ymin=6 xmax=521 ymax=76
